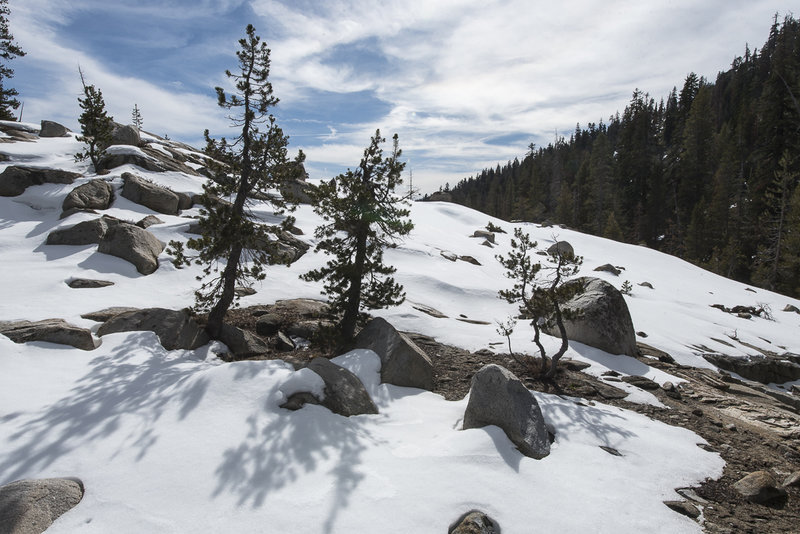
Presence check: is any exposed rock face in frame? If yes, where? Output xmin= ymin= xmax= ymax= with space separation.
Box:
xmin=353 ymin=317 xmax=435 ymax=390
xmin=449 ymin=510 xmax=500 ymax=534
xmin=46 ymin=216 xmax=121 ymax=246
xmin=61 ymin=179 xmax=114 ymax=213
xmin=256 ymin=314 xmax=282 ymax=336
xmin=0 ymin=477 xmax=84 ymax=534
xmin=121 ymin=172 xmax=180 ymax=215
xmin=80 ymin=307 xmax=139 ymax=322
xmin=545 ymin=277 xmax=637 ymax=357
xmin=256 ymin=229 xmax=310 ymax=265
xmin=733 ymin=471 xmax=787 ymax=503
xmin=459 ymin=255 xmax=481 ymax=266
xmin=96 ymin=146 xmax=200 ymax=176
xmin=463 ymin=364 xmax=550 ymax=459
xmin=783 ymin=304 xmax=800 ymax=314
xmin=547 ymin=240 xmax=574 ymax=259
xmin=98 ymin=222 xmax=165 ymax=275
xmin=286 ymin=357 xmax=379 ymax=417
xmin=97 ymin=308 xmax=209 ymax=350
xmin=111 ymin=124 xmax=140 ymax=146
xmin=136 ymin=215 xmax=163 ymax=229
xmin=703 ymin=353 xmax=800 ymax=384
xmin=217 ymin=324 xmax=270 ymax=359
xmin=67 ymin=278 xmax=114 ymax=289
xmin=0 ymin=166 xmax=81 ymax=197
xmin=472 ymin=230 xmax=495 ymax=243
xmin=0 ymin=319 xmax=97 ymax=350
xmin=39 ymin=120 xmax=68 ymax=137
xmin=594 ymin=263 xmax=621 ymax=276
xmin=425 ymin=191 xmax=452 ymax=202
xmin=620 ymin=375 xmax=660 ymax=390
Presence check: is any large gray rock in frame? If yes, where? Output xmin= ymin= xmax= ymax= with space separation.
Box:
xmin=472 ymin=230 xmax=495 ymax=243
xmin=121 ymin=172 xmax=180 ymax=215
xmin=61 ymin=179 xmax=114 ymax=213
xmin=46 ymin=216 xmax=121 ymax=246
xmin=80 ymin=307 xmax=140 ymax=323
xmin=111 ymin=124 xmax=140 ymax=146
xmin=545 ymin=277 xmax=637 ymax=357
xmin=463 ymin=364 xmax=550 ymax=459
xmin=271 ymin=298 xmax=329 ymax=318
xmin=283 ymin=357 xmax=378 ymax=417
xmin=254 ymin=229 xmax=311 ymax=265
xmin=547 ymin=240 xmax=575 ymax=259
xmin=0 ymin=166 xmax=81 ymax=197
xmin=97 ymin=222 xmax=165 ymax=275
xmin=217 ymin=324 xmax=270 ymax=359
xmin=0 ymin=477 xmax=84 ymax=534
xmin=733 ymin=471 xmax=787 ymax=504
xmin=353 ymin=317 xmax=434 ymax=390
xmin=97 ymin=308 xmax=209 ymax=350
xmin=39 ymin=120 xmax=68 ymax=137
xmin=0 ymin=319 xmax=97 ymax=350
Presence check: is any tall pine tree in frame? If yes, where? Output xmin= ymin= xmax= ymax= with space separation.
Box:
xmin=75 ymin=69 xmax=114 ymax=170
xmin=0 ymin=0 xmax=24 ymax=120
xmin=303 ymin=130 xmax=413 ymax=342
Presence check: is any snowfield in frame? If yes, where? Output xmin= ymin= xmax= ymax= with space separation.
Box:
xmin=1 ymin=125 xmax=798 ymax=532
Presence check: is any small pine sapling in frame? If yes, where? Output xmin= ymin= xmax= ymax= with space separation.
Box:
xmin=131 ymin=103 xmax=143 ymax=130
xmin=495 ymin=316 xmax=522 ymax=364
xmin=620 ymin=280 xmax=633 ymax=295
xmin=497 ymin=229 xmax=583 ymax=378
xmin=75 ymin=68 xmax=114 ymax=170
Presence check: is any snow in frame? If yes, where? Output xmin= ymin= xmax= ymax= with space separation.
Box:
xmin=2 ymin=131 xmax=799 ymax=532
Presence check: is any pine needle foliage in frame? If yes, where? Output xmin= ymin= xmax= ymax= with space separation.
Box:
xmin=169 ymin=24 xmax=304 ymax=338
xmin=75 ymin=68 xmax=114 ymax=170
xmin=0 ymin=0 xmax=24 ymax=120
xmin=302 ymin=130 xmax=413 ymax=342
xmin=497 ymin=229 xmax=583 ymax=378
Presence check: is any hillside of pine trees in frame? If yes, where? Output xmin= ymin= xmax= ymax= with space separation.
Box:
xmin=445 ymin=15 xmax=800 ymax=298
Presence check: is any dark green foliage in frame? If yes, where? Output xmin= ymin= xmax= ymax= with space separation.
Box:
xmin=75 ymin=69 xmax=114 ymax=170
xmin=497 ymin=228 xmax=583 ymax=378
xmin=451 ymin=14 xmax=800 ymax=298
xmin=169 ymin=24 xmax=304 ymax=338
xmin=302 ymin=130 xmax=413 ymax=342
xmin=0 ymin=0 xmax=24 ymax=120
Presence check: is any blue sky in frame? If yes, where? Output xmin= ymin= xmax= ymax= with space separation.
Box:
xmin=8 ymin=0 xmax=795 ymax=194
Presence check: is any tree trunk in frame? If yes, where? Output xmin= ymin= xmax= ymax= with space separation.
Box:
xmin=340 ymin=226 xmax=368 ymax=341
xmin=545 ymin=301 xmax=570 ymax=379
xmin=206 ymin=242 xmax=243 ymax=339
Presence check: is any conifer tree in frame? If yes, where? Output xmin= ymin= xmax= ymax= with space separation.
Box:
xmin=131 ymin=103 xmax=143 ymax=130
xmin=0 ymin=0 xmax=24 ymax=120
xmin=302 ymin=130 xmax=412 ymax=342
xmin=172 ymin=24 xmax=304 ymax=338
xmin=75 ymin=69 xmax=114 ymax=170
xmin=497 ymin=229 xmax=583 ymax=378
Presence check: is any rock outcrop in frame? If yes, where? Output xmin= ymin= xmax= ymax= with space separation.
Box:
xmin=545 ymin=276 xmax=637 ymax=357
xmin=463 ymin=364 xmax=550 ymax=459
xmin=733 ymin=471 xmax=787 ymax=504
xmin=217 ymin=324 xmax=270 ymax=359
xmin=353 ymin=317 xmax=435 ymax=390
xmin=121 ymin=172 xmax=180 ymax=215
xmin=547 ymin=240 xmax=574 ymax=259
xmin=0 ymin=166 xmax=81 ymax=197
xmin=98 ymin=222 xmax=165 ymax=275
xmin=703 ymin=353 xmax=800 ymax=384
xmin=46 ymin=216 xmax=121 ymax=246
xmin=281 ymin=357 xmax=378 ymax=417
xmin=111 ymin=124 xmax=141 ymax=147
xmin=39 ymin=120 xmax=69 ymax=137
xmin=0 ymin=477 xmax=84 ymax=534
xmin=97 ymin=308 xmax=209 ymax=350
xmin=61 ymin=179 xmax=114 ymax=214
xmin=0 ymin=319 xmax=97 ymax=350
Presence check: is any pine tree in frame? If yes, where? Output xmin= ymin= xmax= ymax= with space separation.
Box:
xmin=497 ymin=228 xmax=582 ymax=378
xmin=75 ymin=69 xmax=114 ymax=170
xmin=131 ymin=103 xmax=143 ymax=130
xmin=302 ymin=130 xmax=413 ymax=342
xmin=0 ymin=0 xmax=24 ymax=120
xmin=173 ymin=24 xmax=304 ymax=338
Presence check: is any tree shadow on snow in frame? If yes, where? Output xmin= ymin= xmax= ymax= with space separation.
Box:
xmin=0 ymin=332 xmax=209 ymax=483
xmin=212 ymin=401 xmax=385 ymax=534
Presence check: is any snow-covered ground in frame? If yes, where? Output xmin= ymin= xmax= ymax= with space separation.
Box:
xmin=1 ymin=125 xmax=798 ymax=532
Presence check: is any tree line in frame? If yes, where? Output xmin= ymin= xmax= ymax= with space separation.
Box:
xmin=446 ymin=14 xmax=800 ymax=298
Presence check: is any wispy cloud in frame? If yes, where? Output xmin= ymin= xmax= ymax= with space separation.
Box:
xmin=8 ymin=0 xmax=791 ymax=193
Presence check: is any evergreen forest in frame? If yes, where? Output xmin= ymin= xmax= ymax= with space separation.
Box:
xmin=445 ymin=15 xmax=800 ymax=298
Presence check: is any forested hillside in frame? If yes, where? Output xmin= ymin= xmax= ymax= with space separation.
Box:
xmin=446 ymin=15 xmax=800 ymax=297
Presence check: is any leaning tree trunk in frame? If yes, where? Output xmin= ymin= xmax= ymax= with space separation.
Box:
xmin=340 ymin=226 xmax=368 ymax=341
